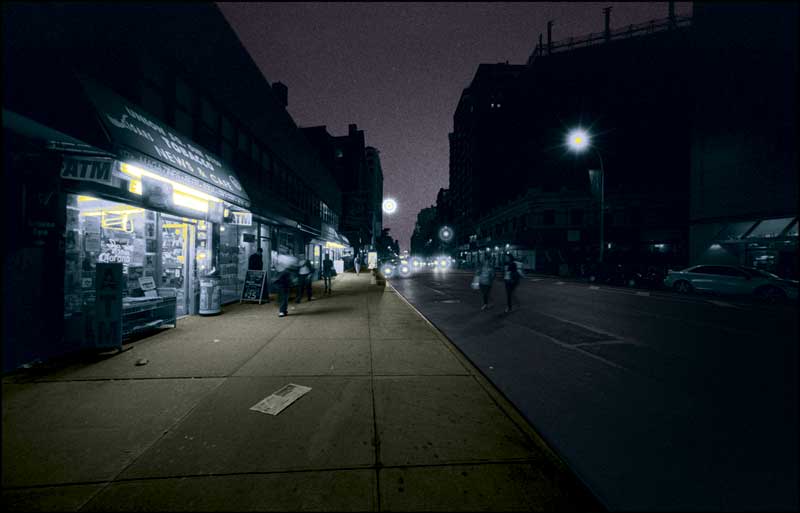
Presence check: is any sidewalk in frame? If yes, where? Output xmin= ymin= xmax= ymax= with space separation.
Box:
xmin=2 ymin=273 xmax=601 ymax=512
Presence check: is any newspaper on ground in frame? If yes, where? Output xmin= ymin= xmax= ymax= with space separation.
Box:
xmin=249 ymin=383 xmax=312 ymax=416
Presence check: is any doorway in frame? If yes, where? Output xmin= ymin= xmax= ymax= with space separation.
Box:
xmin=160 ymin=215 xmax=196 ymax=316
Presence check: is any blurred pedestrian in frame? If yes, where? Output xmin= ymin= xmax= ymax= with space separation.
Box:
xmin=296 ymin=257 xmax=314 ymax=303
xmin=354 ymin=253 xmax=361 ymax=274
xmin=322 ymin=253 xmax=334 ymax=294
xmin=273 ymin=254 xmax=298 ymax=317
xmin=503 ymin=253 xmax=523 ymax=313
xmin=248 ymin=248 xmax=263 ymax=270
xmin=472 ymin=255 xmax=495 ymax=311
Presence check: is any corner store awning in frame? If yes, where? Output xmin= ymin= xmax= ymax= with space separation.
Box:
xmin=79 ymin=76 xmax=250 ymax=210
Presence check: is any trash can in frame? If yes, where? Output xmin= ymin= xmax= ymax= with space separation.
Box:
xmin=199 ymin=276 xmax=221 ymax=315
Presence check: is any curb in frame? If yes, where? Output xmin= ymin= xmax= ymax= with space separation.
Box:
xmin=388 ymin=282 xmax=606 ymax=511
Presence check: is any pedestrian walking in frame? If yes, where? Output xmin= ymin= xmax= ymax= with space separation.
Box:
xmin=322 ymin=253 xmax=334 ymax=294
xmin=472 ymin=255 xmax=495 ymax=311
xmin=296 ymin=257 xmax=314 ymax=303
xmin=503 ymin=253 xmax=523 ymax=313
xmin=273 ymin=254 xmax=298 ymax=317
xmin=354 ymin=254 xmax=361 ymax=274
xmin=248 ymin=248 xmax=263 ymax=270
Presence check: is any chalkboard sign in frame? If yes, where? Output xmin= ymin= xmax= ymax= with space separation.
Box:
xmin=241 ymin=270 xmax=267 ymax=304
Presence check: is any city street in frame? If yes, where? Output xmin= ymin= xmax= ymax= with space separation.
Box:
xmin=390 ymin=270 xmax=798 ymax=511
xmin=2 ymin=274 xmax=600 ymax=512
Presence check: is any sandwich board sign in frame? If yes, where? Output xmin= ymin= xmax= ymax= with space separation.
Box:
xmin=241 ymin=270 xmax=267 ymax=304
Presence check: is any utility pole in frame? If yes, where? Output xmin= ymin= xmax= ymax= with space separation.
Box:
xmin=547 ymin=20 xmax=554 ymax=55
xmin=603 ymin=7 xmax=612 ymax=43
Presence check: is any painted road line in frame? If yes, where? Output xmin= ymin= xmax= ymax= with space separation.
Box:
xmin=589 ymin=286 xmax=600 ymax=290
xmin=555 ymin=281 xmax=565 ymax=285
xmin=530 ymin=278 xmax=544 ymax=282
xmin=636 ymin=291 xmax=650 ymax=296
xmin=707 ymin=299 xmax=738 ymax=308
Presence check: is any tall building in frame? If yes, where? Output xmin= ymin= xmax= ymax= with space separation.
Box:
xmin=2 ymin=3 xmax=346 ymax=371
xmin=365 ymin=146 xmax=384 ymax=249
xmin=410 ymin=206 xmax=437 ymax=256
xmin=302 ymin=124 xmax=382 ymax=257
xmin=448 ymin=63 xmax=525 ymax=249
xmin=450 ymin=4 xmax=694 ymax=271
xmin=688 ymin=2 xmax=798 ymax=278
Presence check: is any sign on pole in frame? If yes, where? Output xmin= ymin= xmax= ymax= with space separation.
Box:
xmin=367 ymin=251 xmax=378 ymax=269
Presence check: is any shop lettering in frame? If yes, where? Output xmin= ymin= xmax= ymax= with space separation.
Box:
xmin=159 ymin=136 xmax=214 ymax=172
xmin=99 ymin=240 xmax=132 ymax=266
xmin=105 ymin=113 xmax=155 ymax=142
xmin=60 ymin=158 xmax=113 ymax=185
xmin=153 ymin=144 xmax=194 ymax=173
xmin=124 ymin=106 xmax=167 ymax=137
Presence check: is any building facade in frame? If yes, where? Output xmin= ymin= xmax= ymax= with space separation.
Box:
xmin=449 ymin=4 xmax=694 ymax=272
xmin=448 ymin=63 xmax=525 ymax=250
xmin=688 ymin=2 xmax=798 ymax=279
xmin=303 ymin=125 xmax=383 ymax=260
xmin=2 ymin=3 xmax=346 ymax=371
xmin=365 ymin=146 xmax=385 ymax=250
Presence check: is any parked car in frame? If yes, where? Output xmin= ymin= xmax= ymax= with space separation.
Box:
xmin=663 ymin=265 xmax=798 ymax=303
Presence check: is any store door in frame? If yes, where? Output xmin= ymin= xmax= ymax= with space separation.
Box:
xmin=160 ymin=216 xmax=196 ymax=316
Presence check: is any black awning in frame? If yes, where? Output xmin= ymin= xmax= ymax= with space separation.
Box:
xmin=78 ymin=76 xmax=251 ymax=210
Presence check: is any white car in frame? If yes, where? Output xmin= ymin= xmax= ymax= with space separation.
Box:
xmin=664 ymin=265 xmax=798 ymax=303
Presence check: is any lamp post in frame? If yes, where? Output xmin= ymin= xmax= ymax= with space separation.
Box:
xmin=566 ymin=128 xmax=605 ymax=263
xmin=382 ymin=198 xmax=398 ymax=215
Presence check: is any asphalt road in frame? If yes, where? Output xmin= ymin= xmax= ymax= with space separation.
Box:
xmin=389 ymin=269 xmax=798 ymax=511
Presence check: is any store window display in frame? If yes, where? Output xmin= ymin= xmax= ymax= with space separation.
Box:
xmin=64 ymin=194 xmax=151 ymax=319
xmin=218 ymin=222 xmax=258 ymax=304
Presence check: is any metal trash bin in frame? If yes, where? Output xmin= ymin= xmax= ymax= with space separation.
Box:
xmin=199 ymin=276 xmax=221 ymax=315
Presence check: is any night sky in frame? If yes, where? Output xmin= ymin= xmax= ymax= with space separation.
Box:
xmin=218 ymin=2 xmax=692 ymax=250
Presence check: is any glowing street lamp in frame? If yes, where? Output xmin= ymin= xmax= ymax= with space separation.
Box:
xmin=566 ymin=127 xmax=606 ymax=263
xmin=382 ymin=198 xmax=398 ymax=215
xmin=438 ymin=226 xmax=453 ymax=242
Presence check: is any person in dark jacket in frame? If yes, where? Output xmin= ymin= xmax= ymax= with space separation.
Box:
xmin=296 ymin=258 xmax=314 ymax=303
xmin=503 ymin=253 xmax=522 ymax=313
xmin=273 ymin=267 xmax=292 ymax=317
xmin=322 ymin=253 xmax=334 ymax=294
xmin=248 ymin=248 xmax=263 ymax=270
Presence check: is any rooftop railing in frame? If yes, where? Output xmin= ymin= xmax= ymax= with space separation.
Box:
xmin=527 ymin=14 xmax=693 ymax=66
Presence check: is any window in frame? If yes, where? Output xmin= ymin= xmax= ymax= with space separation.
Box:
xmin=261 ymin=151 xmax=272 ymax=189
xmin=222 ymin=116 xmax=234 ymax=142
xmin=174 ymin=109 xmax=193 ymax=137
xmin=175 ymin=76 xmax=193 ymax=111
xmin=237 ymin=130 xmax=250 ymax=154
xmin=251 ymin=142 xmax=260 ymax=165
xmin=200 ymin=98 xmax=219 ymax=132
xmin=140 ymin=83 xmax=165 ymax=119
xmin=221 ymin=140 xmax=234 ymax=164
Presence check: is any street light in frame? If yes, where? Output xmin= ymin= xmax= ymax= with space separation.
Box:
xmin=566 ymin=127 xmax=606 ymax=263
xmin=382 ymin=198 xmax=398 ymax=215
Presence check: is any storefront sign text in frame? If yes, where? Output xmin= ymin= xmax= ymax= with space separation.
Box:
xmin=82 ymin=78 xmax=249 ymax=208
xmin=60 ymin=156 xmax=114 ymax=186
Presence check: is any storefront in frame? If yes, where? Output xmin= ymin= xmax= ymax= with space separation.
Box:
xmin=57 ymin=78 xmax=253 ymax=344
xmin=693 ymin=216 xmax=798 ymax=279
